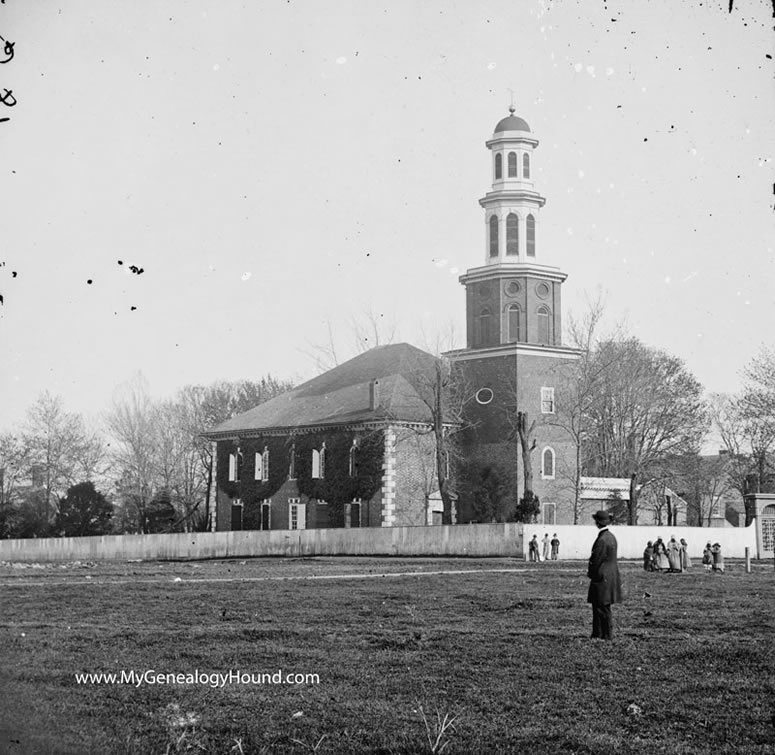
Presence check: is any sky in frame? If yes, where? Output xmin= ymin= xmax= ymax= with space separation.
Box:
xmin=1 ymin=0 xmax=773 ymax=431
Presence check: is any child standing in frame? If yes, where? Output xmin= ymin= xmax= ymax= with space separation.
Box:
xmin=702 ymin=542 xmax=713 ymax=572
xmin=643 ymin=541 xmax=655 ymax=571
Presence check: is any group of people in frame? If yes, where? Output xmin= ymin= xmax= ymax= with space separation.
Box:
xmin=643 ymin=537 xmax=725 ymax=573
xmin=642 ymin=536 xmax=691 ymax=573
xmin=528 ymin=533 xmax=560 ymax=561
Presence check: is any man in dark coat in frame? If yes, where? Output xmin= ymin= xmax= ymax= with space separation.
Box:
xmin=587 ymin=510 xmax=623 ymax=640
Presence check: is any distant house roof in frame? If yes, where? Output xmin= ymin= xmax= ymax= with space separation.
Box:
xmin=580 ymin=477 xmax=631 ymax=501
xmin=204 ymin=343 xmax=448 ymax=437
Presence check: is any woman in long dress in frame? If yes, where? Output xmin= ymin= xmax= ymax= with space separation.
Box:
xmin=711 ymin=543 xmax=725 ymax=573
xmin=654 ymin=538 xmax=670 ymax=572
xmin=679 ymin=538 xmax=691 ymax=570
xmin=666 ymin=536 xmax=682 ymax=572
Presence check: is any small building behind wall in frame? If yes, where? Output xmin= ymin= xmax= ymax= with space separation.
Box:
xmin=202 ymin=344 xmax=457 ymax=532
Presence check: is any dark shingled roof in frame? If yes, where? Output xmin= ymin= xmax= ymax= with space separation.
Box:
xmin=205 ymin=343 xmax=441 ymax=436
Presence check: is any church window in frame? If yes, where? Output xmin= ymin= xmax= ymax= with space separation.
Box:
xmin=506 ymin=213 xmax=519 ymax=256
xmin=254 ymin=447 xmax=270 ymax=482
xmin=541 ymin=387 xmax=555 ymax=414
xmin=312 ymin=444 xmax=326 ymax=479
xmin=508 ymin=151 xmax=517 ymax=177
xmin=523 ymin=153 xmax=531 ymax=178
xmin=527 ymin=214 xmax=536 ymax=256
xmin=495 ymin=153 xmax=502 ymax=179
xmin=537 ymin=305 xmax=551 ymax=344
xmin=489 ymin=216 xmax=499 ymax=257
xmin=228 ymin=448 xmax=242 ymax=482
xmin=349 ymin=440 xmax=359 ymax=477
xmin=507 ymin=304 xmax=521 ymax=343
xmin=477 ymin=308 xmax=492 ymax=347
xmin=541 ymin=447 xmax=555 ymax=479
xmin=288 ymin=444 xmax=296 ymax=480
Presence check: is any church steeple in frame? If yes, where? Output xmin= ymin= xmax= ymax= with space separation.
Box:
xmin=480 ymin=109 xmax=545 ymax=264
xmin=459 ymin=111 xmax=566 ymax=350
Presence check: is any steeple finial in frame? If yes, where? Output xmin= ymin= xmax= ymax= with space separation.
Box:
xmin=508 ymin=88 xmax=516 ymax=114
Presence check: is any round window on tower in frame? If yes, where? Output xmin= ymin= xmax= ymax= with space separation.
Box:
xmin=505 ymin=280 xmax=521 ymax=296
xmin=475 ymin=388 xmax=494 ymax=405
xmin=536 ymin=282 xmax=550 ymax=299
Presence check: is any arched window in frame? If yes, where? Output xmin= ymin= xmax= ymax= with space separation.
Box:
xmin=311 ymin=444 xmax=326 ymax=479
xmin=526 ymin=214 xmax=536 ymax=257
xmin=537 ymin=305 xmax=551 ymax=344
xmin=508 ymin=152 xmax=517 ymax=177
xmin=349 ymin=440 xmax=359 ymax=477
xmin=288 ymin=444 xmax=296 ymax=480
xmin=523 ymin=153 xmax=530 ymax=178
xmin=541 ymin=447 xmax=555 ymax=479
xmin=477 ymin=308 xmax=492 ymax=347
xmin=255 ymin=447 xmax=270 ymax=482
xmin=507 ymin=304 xmax=521 ymax=343
xmin=506 ymin=213 xmax=519 ymax=256
xmin=489 ymin=215 xmax=499 ymax=257
xmin=495 ymin=153 xmax=502 ymax=179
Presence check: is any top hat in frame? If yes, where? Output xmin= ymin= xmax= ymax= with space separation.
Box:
xmin=592 ymin=510 xmax=611 ymax=525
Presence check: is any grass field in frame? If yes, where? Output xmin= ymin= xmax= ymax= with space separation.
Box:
xmin=1 ymin=556 xmax=773 ymax=754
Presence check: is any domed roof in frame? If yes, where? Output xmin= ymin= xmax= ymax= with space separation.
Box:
xmin=494 ymin=108 xmax=530 ymax=133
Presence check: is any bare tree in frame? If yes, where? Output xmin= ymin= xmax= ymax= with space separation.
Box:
xmin=104 ymin=375 xmax=160 ymax=533
xmin=582 ymin=338 xmax=708 ymax=524
xmin=19 ymin=392 xmax=106 ymax=532
xmin=0 ymin=432 xmax=32 ymax=537
xmin=301 ymin=310 xmax=400 ymax=374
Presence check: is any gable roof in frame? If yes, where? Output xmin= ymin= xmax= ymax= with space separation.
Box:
xmin=204 ymin=343 xmax=443 ymax=437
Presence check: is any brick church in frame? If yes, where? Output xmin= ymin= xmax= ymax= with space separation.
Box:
xmin=204 ymin=110 xmax=581 ymax=531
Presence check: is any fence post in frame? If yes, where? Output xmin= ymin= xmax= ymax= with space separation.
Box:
xmin=745 ymin=547 xmax=751 ymax=573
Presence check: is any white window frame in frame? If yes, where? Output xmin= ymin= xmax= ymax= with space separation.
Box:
xmin=345 ymin=498 xmax=362 ymax=529
xmin=288 ymin=498 xmax=305 ymax=530
xmin=541 ymin=387 xmax=555 ymax=414
xmin=228 ymin=449 xmax=241 ymax=482
xmin=349 ymin=440 xmax=358 ymax=477
xmin=311 ymin=444 xmax=326 ymax=479
xmin=260 ymin=499 xmax=271 ymax=530
xmin=254 ymin=451 xmax=263 ymax=481
xmin=261 ymin=447 xmax=269 ymax=482
xmin=288 ymin=445 xmax=296 ymax=480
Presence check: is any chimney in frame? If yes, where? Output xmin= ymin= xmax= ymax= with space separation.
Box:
xmin=369 ymin=379 xmax=380 ymax=411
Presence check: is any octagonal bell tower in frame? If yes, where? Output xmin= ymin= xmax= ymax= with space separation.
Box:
xmin=460 ymin=109 xmax=567 ymax=349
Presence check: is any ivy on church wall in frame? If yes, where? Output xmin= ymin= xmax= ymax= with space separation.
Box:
xmin=295 ymin=429 xmax=384 ymax=525
xmin=217 ymin=435 xmax=293 ymax=526
xmin=216 ymin=428 xmax=384 ymax=529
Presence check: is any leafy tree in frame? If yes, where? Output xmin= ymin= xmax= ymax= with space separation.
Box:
xmin=459 ymin=457 xmax=515 ymax=523
xmin=515 ymin=491 xmax=540 ymax=523
xmin=57 ymin=481 xmax=113 ymax=537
